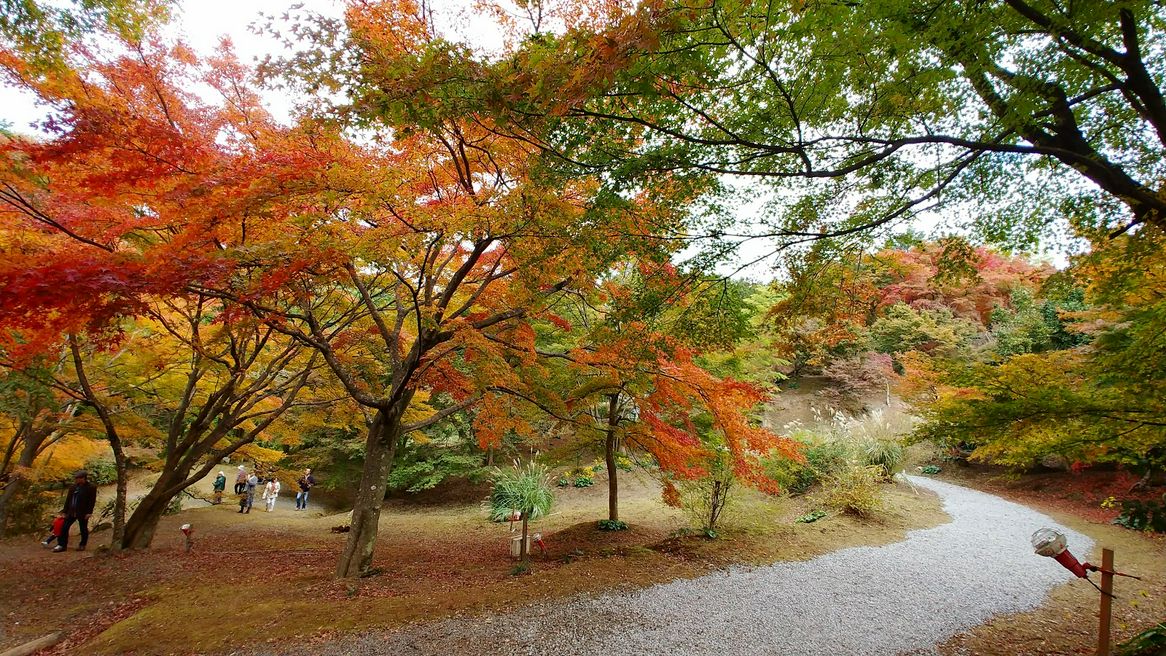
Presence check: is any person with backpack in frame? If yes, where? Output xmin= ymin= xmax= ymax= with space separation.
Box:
xmin=243 ymin=470 xmax=259 ymax=514
xmin=53 ymin=470 xmax=97 ymax=552
xmin=295 ymin=468 xmax=316 ymax=511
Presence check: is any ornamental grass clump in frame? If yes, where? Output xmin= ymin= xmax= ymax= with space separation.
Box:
xmin=489 ymin=462 xmax=555 ymax=565
xmin=861 ymin=438 xmax=905 ymax=481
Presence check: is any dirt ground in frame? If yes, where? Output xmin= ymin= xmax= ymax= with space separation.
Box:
xmin=0 ymin=470 xmax=944 ymax=655
xmin=931 ymin=465 xmax=1166 ymax=655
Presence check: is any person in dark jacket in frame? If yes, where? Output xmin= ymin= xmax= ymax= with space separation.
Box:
xmin=295 ymin=468 xmax=316 ymax=511
xmin=53 ymin=470 xmax=97 ymax=553
xmin=212 ymin=471 xmax=227 ymax=505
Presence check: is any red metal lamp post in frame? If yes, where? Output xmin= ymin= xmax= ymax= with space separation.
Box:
xmin=1031 ymin=528 xmax=1142 ymax=656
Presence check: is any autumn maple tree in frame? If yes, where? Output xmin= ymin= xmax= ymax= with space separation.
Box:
xmin=524 ymin=262 xmax=793 ymax=524
xmin=0 ymin=29 xmax=344 ymax=547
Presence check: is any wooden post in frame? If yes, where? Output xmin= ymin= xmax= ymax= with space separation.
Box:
xmin=1098 ymin=547 xmax=1114 ymax=656
xmin=0 ymin=632 xmax=62 ymax=656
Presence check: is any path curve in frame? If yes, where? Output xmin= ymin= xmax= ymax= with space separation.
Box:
xmin=294 ymin=476 xmax=1093 ymax=656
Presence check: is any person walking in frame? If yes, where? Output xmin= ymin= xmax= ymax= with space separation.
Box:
xmin=233 ymin=465 xmax=247 ymax=495
xmin=53 ymin=470 xmax=97 ymax=553
xmin=212 ymin=471 xmax=227 ymax=505
xmin=262 ymin=477 xmax=280 ymax=512
xmin=41 ymin=512 xmax=66 ymax=547
xmin=243 ymin=470 xmax=259 ymax=514
xmin=295 ymin=468 xmax=316 ymax=511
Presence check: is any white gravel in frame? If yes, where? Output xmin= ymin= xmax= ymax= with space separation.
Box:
xmin=281 ymin=476 xmax=1093 ymax=656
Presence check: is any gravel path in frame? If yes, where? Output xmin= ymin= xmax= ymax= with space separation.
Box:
xmin=288 ymin=476 xmax=1093 ymax=656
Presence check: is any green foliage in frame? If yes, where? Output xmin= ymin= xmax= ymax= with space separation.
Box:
xmin=763 ymin=454 xmax=818 ymax=496
xmin=1113 ymin=495 xmax=1166 ymax=533
xmin=2 ymin=488 xmax=58 ymax=535
xmin=0 ymin=0 xmax=168 ymax=75
xmin=597 ymin=519 xmax=628 ymax=531
xmin=387 ymin=451 xmax=486 ymax=494
xmin=795 ymin=510 xmax=827 ymax=524
xmin=905 ymin=231 xmax=1166 ymax=471
xmin=804 ymin=440 xmax=853 ymax=478
xmin=764 ymin=432 xmax=853 ymax=495
xmin=493 ymin=0 xmax=1166 ymax=246
xmin=488 ymin=462 xmax=554 ymax=524
xmin=821 ymin=466 xmax=884 ymax=517
xmin=562 ymin=465 xmax=597 ymax=488
xmin=670 ymin=280 xmax=755 ymax=351
xmin=83 ymin=459 xmax=118 ymax=486
xmin=989 ymin=287 xmax=1089 ymax=358
xmin=918 ymin=465 xmax=941 ymax=475
xmin=869 ymin=305 xmax=978 ymax=358
xmin=674 ymin=447 xmax=737 ymax=533
xmin=860 ymin=439 xmax=904 ymax=481
xmin=1117 ymin=622 xmax=1166 ymax=656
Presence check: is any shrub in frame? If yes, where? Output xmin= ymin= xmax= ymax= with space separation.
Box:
xmin=3 ymin=488 xmax=59 ymax=535
xmin=821 ymin=465 xmax=884 ymax=517
xmin=674 ymin=451 xmax=736 ymax=534
xmin=572 ymin=476 xmax=594 ymax=488
xmin=795 ymin=510 xmax=827 ymax=524
xmin=805 ymin=439 xmax=852 ymax=477
xmin=615 ymin=455 xmax=634 ymax=471
xmin=1117 ymin=621 xmax=1166 ymax=656
xmin=83 ymin=459 xmax=118 ymax=486
xmin=597 ymin=519 xmax=628 ymax=531
xmin=1114 ymin=495 xmax=1166 ymax=532
xmin=861 ymin=439 xmax=904 ymax=480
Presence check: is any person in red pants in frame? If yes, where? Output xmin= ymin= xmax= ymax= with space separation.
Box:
xmin=53 ymin=470 xmax=97 ymax=553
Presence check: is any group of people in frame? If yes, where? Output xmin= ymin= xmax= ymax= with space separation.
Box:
xmin=211 ymin=466 xmax=316 ymax=513
xmin=40 ymin=466 xmax=320 ymax=551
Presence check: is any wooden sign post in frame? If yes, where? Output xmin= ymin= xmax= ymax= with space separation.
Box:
xmin=1098 ymin=547 xmax=1114 ymax=656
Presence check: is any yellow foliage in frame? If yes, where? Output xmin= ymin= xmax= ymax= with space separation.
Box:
xmin=233 ymin=443 xmax=285 ymax=465
xmin=34 ymin=435 xmax=111 ymax=482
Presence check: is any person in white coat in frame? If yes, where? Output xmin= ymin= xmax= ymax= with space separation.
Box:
xmin=262 ymin=477 xmax=281 ymax=512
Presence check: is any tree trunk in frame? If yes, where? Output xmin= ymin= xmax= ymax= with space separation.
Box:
xmin=0 ymin=437 xmax=40 ymax=537
xmin=604 ymin=393 xmax=620 ymax=523
xmin=110 ymin=436 xmax=129 ymax=547
xmin=335 ymin=402 xmax=409 ymax=579
xmin=121 ymin=483 xmax=176 ymax=550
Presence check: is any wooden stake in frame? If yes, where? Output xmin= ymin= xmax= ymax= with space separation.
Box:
xmin=0 ymin=632 xmax=61 ymax=656
xmin=1098 ymin=547 xmax=1114 ymax=656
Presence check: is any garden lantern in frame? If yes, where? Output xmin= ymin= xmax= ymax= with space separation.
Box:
xmin=180 ymin=523 xmax=194 ymax=553
xmin=1031 ymin=528 xmax=1088 ymax=577
xmin=1031 ymin=528 xmax=1143 ymax=656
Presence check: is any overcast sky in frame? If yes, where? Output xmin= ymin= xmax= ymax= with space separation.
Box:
xmin=0 ymin=1 xmax=1065 ymax=275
